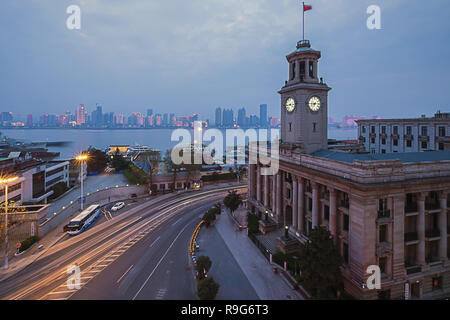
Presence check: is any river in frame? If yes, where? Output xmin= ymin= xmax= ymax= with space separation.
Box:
xmin=0 ymin=127 xmax=358 ymax=159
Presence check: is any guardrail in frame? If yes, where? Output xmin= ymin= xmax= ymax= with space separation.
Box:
xmin=189 ymin=220 xmax=204 ymax=256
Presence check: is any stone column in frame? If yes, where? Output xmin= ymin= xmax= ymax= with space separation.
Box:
xmin=264 ymin=174 xmax=269 ymax=207
xmin=312 ymin=182 xmax=319 ymax=228
xmin=248 ymin=164 xmax=253 ymax=199
xmin=272 ymin=174 xmax=276 ymax=213
xmin=329 ymin=188 xmax=337 ymax=242
xmin=256 ymin=165 xmax=261 ymax=203
xmin=439 ymin=192 xmax=448 ymax=261
xmin=292 ymin=176 xmax=298 ymax=230
xmin=297 ymin=178 xmax=304 ymax=234
xmin=417 ymin=193 xmax=426 ymax=265
xmin=276 ymin=172 xmax=281 ymax=219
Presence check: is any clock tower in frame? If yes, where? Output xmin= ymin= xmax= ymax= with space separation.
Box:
xmin=279 ymin=40 xmax=331 ymax=154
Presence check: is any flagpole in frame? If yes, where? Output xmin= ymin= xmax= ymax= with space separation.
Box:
xmin=302 ymin=2 xmax=305 ymax=41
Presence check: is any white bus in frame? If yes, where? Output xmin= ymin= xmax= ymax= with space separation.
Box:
xmin=65 ymin=204 xmax=101 ymax=236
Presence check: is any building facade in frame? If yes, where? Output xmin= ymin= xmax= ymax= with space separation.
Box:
xmin=357 ymin=111 xmax=450 ymax=154
xmin=247 ymin=38 xmax=450 ymax=299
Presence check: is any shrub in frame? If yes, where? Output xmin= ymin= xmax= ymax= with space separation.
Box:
xmin=197 ymin=277 xmax=219 ymax=300
xmin=201 ymin=172 xmax=236 ymax=182
xmin=247 ymin=213 xmax=259 ymax=234
xmin=195 ymin=255 xmax=212 ymax=277
xmin=19 ymin=236 xmax=39 ymax=253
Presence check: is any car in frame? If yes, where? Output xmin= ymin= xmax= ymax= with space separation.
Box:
xmin=111 ymin=202 xmax=125 ymax=211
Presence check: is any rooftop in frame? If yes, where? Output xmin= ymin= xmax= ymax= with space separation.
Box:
xmin=312 ymin=150 xmax=450 ymax=164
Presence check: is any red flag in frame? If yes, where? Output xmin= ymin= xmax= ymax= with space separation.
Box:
xmin=303 ymin=4 xmax=312 ymax=12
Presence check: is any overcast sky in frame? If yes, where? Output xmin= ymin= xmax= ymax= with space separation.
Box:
xmin=1 ymin=0 xmax=449 ymax=122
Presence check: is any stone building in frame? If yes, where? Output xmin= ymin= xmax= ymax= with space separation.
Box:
xmin=247 ymin=38 xmax=450 ymax=299
xmin=357 ymin=111 xmax=450 ymax=154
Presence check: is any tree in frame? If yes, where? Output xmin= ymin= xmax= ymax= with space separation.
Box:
xmin=110 ymin=153 xmax=130 ymax=171
xmin=223 ymin=190 xmax=242 ymax=215
xmin=195 ymin=255 xmax=212 ymax=278
xmin=85 ymin=147 xmax=108 ymax=173
xmin=202 ymin=210 xmax=216 ymax=227
xmin=140 ymin=150 xmax=161 ymax=193
xmin=297 ymin=226 xmax=344 ymax=299
xmin=164 ymin=149 xmax=182 ymax=192
xmin=197 ymin=277 xmax=219 ymax=300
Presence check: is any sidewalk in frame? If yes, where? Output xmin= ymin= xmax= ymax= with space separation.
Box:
xmin=214 ymin=211 xmax=303 ymax=300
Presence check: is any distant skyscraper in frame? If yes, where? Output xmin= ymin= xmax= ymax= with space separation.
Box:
xmin=222 ymin=109 xmax=234 ymax=127
xmin=76 ymin=104 xmax=86 ymax=125
xmin=169 ymin=113 xmax=175 ymax=126
xmin=95 ymin=104 xmax=103 ymax=126
xmin=26 ymin=114 xmax=33 ymax=127
xmin=147 ymin=109 xmax=153 ymax=117
xmin=260 ymin=104 xmax=267 ymax=127
xmin=163 ymin=113 xmax=169 ymax=126
xmin=237 ymin=108 xmax=246 ymax=127
xmin=215 ymin=107 xmax=222 ymax=127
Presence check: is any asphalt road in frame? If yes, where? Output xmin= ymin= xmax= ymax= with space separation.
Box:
xmin=0 ymin=185 xmax=247 ymax=300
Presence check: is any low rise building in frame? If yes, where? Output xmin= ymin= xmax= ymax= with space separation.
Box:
xmin=357 ymin=111 xmax=450 ymax=154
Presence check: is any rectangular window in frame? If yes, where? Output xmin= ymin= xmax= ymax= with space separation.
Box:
xmin=343 ymin=243 xmax=349 ymax=264
xmin=308 ymin=198 xmax=312 ymax=211
xmin=309 ymin=61 xmax=314 ymax=78
xmin=379 ymin=225 xmax=387 ymax=243
xmin=407 ymin=140 xmax=412 ymax=148
xmin=393 ymin=126 xmax=398 ymax=135
xmin=406 ymin=126 xmax=412 ymax=135
xmin=439 ymin=143 xmax=444 ymax=150
xmin=289 ymin=122 xmax=292 ymax=132
xmin=313 ymin=122 xmax=317 ymax=132
xmin=371 ymin=138 xmax=375 ymax=144
xmin=300 ymin=61 xmax=305 ymax=78
xmin=362 ymin=126 xmax=366 ymax=133
xmin=371 ymin=126 xmax=375 ymax=134
xmin=421 ymin=141 xmax=427 ymax=149
xmin=291 ymin=62 xmax=296 ymax=80
xmin=343 ymin=214 xmax=349 ymax=232
xmin=381 ymin=138 xmax=386 ymax=145
xmin=421 ymin=126 xmax=428 ymax=136
xmin=379 ymin=257 xmax=387 ymax=274
xmin=324 ymin=205 xmax=330 ymax=221
xmin=432 ymin=277 xmax=442 ymax=290
xmin=393 ymin=139 xmax=398 ymax=146
xmin=381 ymin=149 xmax=386 ymax=154
xmin=381 ymin=126 xmax=386 ymax=134
xmin=439 ymin=126 xmax=446 ymax=137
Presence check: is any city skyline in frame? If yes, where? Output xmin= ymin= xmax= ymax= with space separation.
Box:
xmin=1 ymin=1 xmax=449 ymax=122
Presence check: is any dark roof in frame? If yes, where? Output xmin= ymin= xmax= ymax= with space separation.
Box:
xmin=311 ymin=150 xmax=450 ymax=164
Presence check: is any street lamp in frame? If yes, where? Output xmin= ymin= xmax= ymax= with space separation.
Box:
xmin=76 ymin=154 xmax=88 ymax=210
xmin=284 ymin=225 xmax=289 ymax=239
xmin=1 ymin=175 xmax=19 ymax=269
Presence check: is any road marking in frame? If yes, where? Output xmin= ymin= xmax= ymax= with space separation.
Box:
xmin=149 ymin=236 xmax=160 ymax=247
xmin=172 ymin=218 xmax=181 ymax=226
xmin=47 ymin=290 xmax=76 ymax=295
xmin=132 ymin=223 xmax=191 ymax=300
xmin=117 ymin=265 xmax=134 ymax=284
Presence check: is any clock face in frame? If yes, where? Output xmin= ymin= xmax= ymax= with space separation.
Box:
xmin=308 ymin=96 xmax=321 ymax=112
xmin=285 ymin=97 xmax=296 ymax=113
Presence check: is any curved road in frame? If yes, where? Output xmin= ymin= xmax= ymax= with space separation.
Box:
xmin=0 ymin=185 xmax=246 ymax=300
